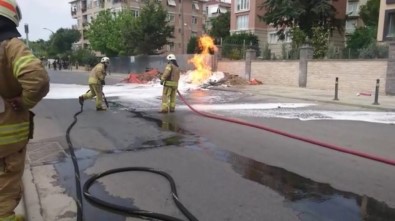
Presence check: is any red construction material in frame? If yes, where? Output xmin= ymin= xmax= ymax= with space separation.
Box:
xmin=122 ymin=69 xmax=160 ymax=84
xmin=177 ymin=90 xmax=395 ymax=167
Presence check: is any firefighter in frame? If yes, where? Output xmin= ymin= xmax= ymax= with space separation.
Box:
xmin=0 ymin=1 xmax=50 ymax=221
xmin=79 ymin=57 xmax=109 ymax=111
xmin=159 ymin=54 xmax=180 ymax=113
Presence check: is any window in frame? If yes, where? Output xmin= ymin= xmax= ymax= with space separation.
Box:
xmin=236 ymin=15 xmax=248 ymax=30
xmin=345 ymin=20 xmax=357 ymax=33
xmin=131 ymin=9 xmax=139 ymax=17
xmin=192 ymin=16 xmax=198 ymax=25
xmin=167 ymin=0 xmax=176 ymax=7
xmin=192 ymin=31 xmax=198 ymax=37
xmin=347 ymin=1 xmax=359 ymax=16
xmin=193 ymin=2 xmax=199 ymax=10
xmin=167 ymin=13 xmax=175 ymax=22
xmin=386 ymin=12 xmax=395 ymax=38
xmin=236 ymin=0 xmax=250 ymax=12
xmin=168 ymin=42 xmax=175 ymax=52
xmin=268 ymin=31 xmax=292 ymax=44
xmin=268 ymin=32 xmax=277 ymax=44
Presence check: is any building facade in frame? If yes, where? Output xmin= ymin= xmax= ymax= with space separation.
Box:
xmin=345 ymin=0 xmax=368 ymax=35
xmin=229 ymin=0 xmax=348 ymax=58
xmin=377 ymin=0 xmax=395 ymax=41
xmin=70 ymin=0 xmax=205 ymax=54
xmin=201 ymin=0 xmax=231 ymax=32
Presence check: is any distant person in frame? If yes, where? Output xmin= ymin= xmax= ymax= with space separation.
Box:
xmin=53 ymin=61 xmax=57 ymax=70
xmin=159 ymin=54 xmax=180 ymax=113
xmin=78 ymin=57 xmax=110 ymax=111
xmin=0 ymin=1 xmax=50 ymax=221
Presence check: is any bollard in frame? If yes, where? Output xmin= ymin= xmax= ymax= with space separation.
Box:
xmin=334 ymin=77 xmax=339 ymax=101
xmin=373 ymin=79 xmax=380 ymax=105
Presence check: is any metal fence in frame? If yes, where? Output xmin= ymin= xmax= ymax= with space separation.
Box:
xmin=220 ymin=41 xmax=389 ymax=61
xmin=108 ymin=54 xmax=214 ymax=74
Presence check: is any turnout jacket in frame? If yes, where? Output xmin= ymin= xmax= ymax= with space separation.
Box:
xmin=0 ymin=38 xmax=49 ymax=146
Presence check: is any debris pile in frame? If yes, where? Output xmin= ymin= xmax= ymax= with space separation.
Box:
xmin=122 ymin=69 xmax=160 ymax=84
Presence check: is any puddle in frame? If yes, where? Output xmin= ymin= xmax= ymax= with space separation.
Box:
xmin=186 ymin=142 xmax=395 ymax=221
xmin=55 ymin=148 xmax=136 ymax=221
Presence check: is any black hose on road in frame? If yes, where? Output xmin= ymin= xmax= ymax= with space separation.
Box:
xmin=65 ymin=101 xmax=198 ymax=221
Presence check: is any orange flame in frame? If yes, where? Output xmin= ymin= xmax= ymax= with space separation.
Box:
xmin=188 ymin=35 xmax=218 ymax=84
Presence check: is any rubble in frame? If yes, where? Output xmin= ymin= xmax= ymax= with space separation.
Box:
xmin=122 ymin=69 xmax=160 ymax=84
xmin=122 ymin=69 xmax=262 ymax=88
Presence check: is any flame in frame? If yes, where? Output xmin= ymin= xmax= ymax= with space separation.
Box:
xmin=188 ymin=35 xmax=218 ymax=84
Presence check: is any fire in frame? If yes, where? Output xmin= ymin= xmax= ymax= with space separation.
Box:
xmin=188 ymin=35 xmax=218 ymax=84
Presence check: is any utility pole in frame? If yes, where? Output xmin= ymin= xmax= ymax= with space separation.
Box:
xmin=180 ymin=0 xmax=185 ymax=54
xmin=24 ymin=24 xmax=29 ymax=48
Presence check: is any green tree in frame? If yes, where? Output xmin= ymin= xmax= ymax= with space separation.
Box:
xmin=187 ymin=36 xmax=198 ymax=54
xmin=50 ymin=28 xmax=80 ymax=55
xmin=346 ymin=0 xmax=380 ymax=56
xmin=209 ymin=12 xmax=230 ymax=40
xmin=359 ymin=0 xmax=380 ymax=27
xmin=87 ymin=10 xmax=129 ymax=56
xmin=259 ymin=0 xmax=343 ymax=41
xmin=222 ymin=33 xmax=260 ymax=60
xmin=30 ymin=39 xmax=49 ymax=58
xmin=122 ymin=0 xmax=173 ymax=55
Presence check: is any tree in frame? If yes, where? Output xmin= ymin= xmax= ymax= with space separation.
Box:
xmin=222 ymin=33 xmax=260 ymax=60
xmin=30 ymin=39 xmax=49 ymax=58
xmin=121 ymin=0 xmax=173 ymax=55
xmin=346 ymin=0 xmax=380 ymax=56
xmin=259 ymin=0 xmax=343 ymax=41
xmin=209 ymin=12 xmax=230 ymax=40
xmin=87 ymin=10 xmax=129 ymax=56
xmin=50 ymin=28 xmax=80 ymax=55
xmin=359 ymin=0 xmax=380 ymax=27
xmin=187 ymin=36 xmax=199 ymax=54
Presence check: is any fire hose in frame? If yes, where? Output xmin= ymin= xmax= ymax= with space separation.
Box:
xmin=66 ymin=88 xmax=395 ymax=221
xmin=66 ymin=98 xmax=199 ymax=221
xmin=176 ymin=90 xmax=395 ymax=167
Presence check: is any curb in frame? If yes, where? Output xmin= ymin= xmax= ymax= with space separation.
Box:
xmin=22 ymin=163 xmax=44 ymax=221
xmin=211 ymin=86 xmax=395 ymax=112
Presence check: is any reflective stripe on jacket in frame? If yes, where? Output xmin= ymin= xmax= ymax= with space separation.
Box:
xmin=0 ymin=38 xmax=49 ymax=146
xmin=161 ymin=63 xmax=180 ymax=88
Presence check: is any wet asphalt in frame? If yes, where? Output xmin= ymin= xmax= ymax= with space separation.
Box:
xmin=29 ymin=70 xmax=395 ymax=221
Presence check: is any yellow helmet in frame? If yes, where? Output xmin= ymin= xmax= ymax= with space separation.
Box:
xmin=0 ymin=0 xmax=22 ymax=27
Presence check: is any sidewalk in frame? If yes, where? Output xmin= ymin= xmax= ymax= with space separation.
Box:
xmin=227 ymin=84 xmax=395 ymax=111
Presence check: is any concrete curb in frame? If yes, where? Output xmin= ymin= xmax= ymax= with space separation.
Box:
xmin=209 ymin=86 xmax=395 ymax=112
xmin=256 ymin=93 xmax=395 ymax=112
xmin=22 ymin=163 xmax=44 ymax=221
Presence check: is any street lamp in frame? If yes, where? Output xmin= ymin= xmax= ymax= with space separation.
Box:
xmin=43 ymin=28 xmax=55 ymax=35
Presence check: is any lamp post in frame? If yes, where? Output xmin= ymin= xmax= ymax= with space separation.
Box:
xmin=43 ymin=28 xmax=55 ymax=35
xmin=24 ymin=24 xmax=29 ymax=48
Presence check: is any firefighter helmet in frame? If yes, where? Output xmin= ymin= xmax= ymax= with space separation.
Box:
xmin=166 ymin=54 xmax=176 ymax=61
xmin=0 ymin=0 xmax=22 ymax=27
xmin=101 ymin=57 xmax=110 ymax=64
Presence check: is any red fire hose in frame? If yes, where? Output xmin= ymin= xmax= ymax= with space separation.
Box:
xmin=177 ymin=91 xmax=395 ymax=167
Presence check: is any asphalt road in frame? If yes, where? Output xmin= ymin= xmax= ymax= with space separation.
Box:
xmin=26 ymin=70 xmax=395 ymax=221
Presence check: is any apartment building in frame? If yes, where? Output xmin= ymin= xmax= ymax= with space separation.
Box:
xmin=345 ymin=0 xmax=368 ymax=35
xmin=229 ymin=0 xmax=347 ymax=58
xmin=377 ymin=0 xmax=395 ymax=41
xmin=70 ymin=0 xmax=205 ymax=54
xmin=201 ymin=0 xmax=231 ymax=32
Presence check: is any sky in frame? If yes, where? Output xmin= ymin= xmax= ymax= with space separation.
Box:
xmin=16 ymin=0 xmax=75 ymax=41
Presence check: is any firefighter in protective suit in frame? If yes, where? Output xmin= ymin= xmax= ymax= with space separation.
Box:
xmin=159 ymin=54 xmax=180 ymax=113
xmin=79 ymin=57 xmax=109 ymax=111
xmin=0 ymin=1 xmax=50 ymax=220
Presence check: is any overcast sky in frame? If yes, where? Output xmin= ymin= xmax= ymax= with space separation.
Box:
xmin=16 ymin=0 xmax=75 ymax=41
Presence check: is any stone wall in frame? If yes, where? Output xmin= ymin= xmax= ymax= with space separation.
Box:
xmin=308 ymin=60 xmax=387 ymax=94
xmin=217 ymin=59 xmax=388 ymax=93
